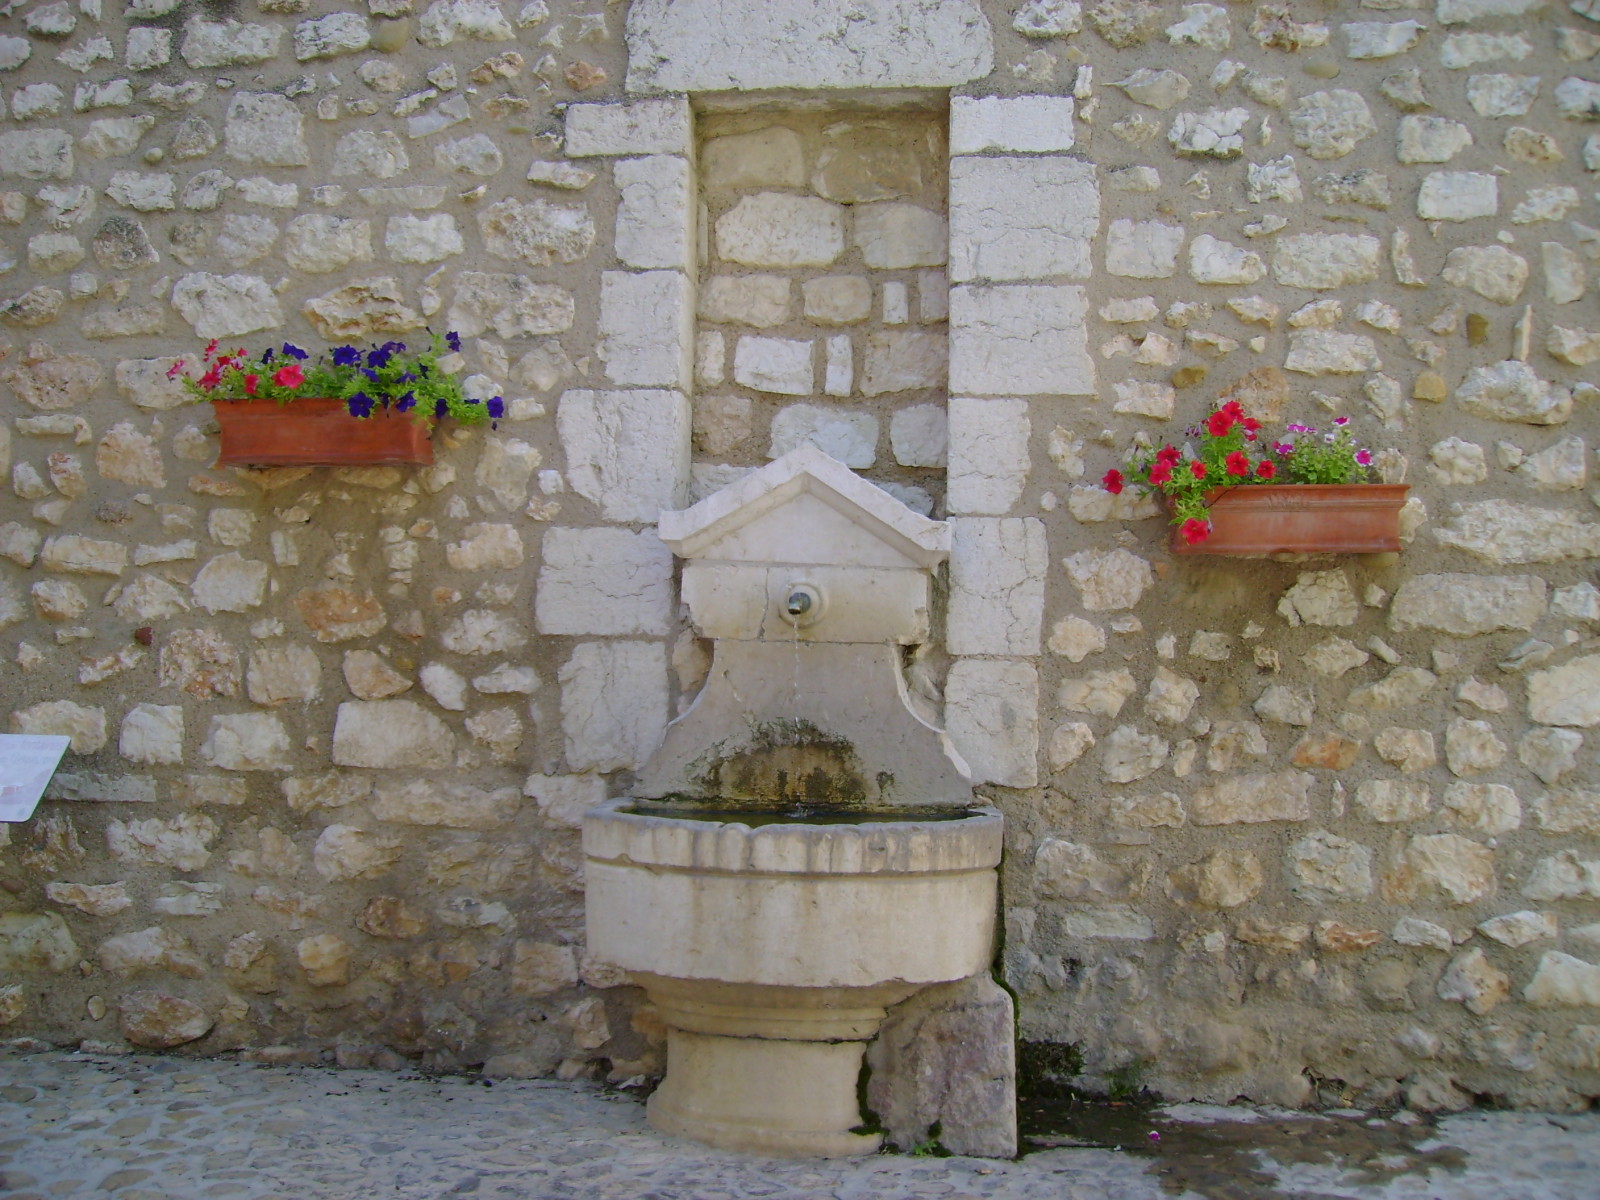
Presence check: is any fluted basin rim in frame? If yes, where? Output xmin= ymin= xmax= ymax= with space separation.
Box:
xmin=583 ymin=797 xmax=1002 ymax=876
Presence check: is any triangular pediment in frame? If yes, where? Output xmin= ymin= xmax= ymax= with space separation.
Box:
xmin=657 ymin=445 xmax=950 ymax=569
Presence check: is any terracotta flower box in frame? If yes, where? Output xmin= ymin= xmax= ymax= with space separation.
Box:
xmin=213 ymin=398 xmax=434 ymax=467
xmin=1170 ymin=483 xmax=1410 ymax=556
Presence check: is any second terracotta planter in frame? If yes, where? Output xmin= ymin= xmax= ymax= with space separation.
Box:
xmin=1171 ymin=483 xmax=1410 ymax=555
xmin=213 ymin=398 xmax=434 ymax=467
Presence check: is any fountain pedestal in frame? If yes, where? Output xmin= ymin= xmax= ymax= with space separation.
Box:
xmin=642 ymin=976 xmax=917 ymax=1156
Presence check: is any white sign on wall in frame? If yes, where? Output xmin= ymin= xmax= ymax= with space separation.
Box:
xmin=0 ymin=735 xmax=71 ymax=822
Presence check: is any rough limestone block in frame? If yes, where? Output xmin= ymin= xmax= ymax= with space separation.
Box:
xmin=331 ymin=700 xmax=454 ymax=768
xmin=557 ymin=388 xmax=689 ymax=522
xmin=700 ymin=126 xmax=805 ymax=190
xmin=560 ymin=641 xmax=669 ymax=772
xmin=949 ymin=285 xmax=1093 ymax=396
xmin=860 ymin=330 xmax=945 ymax=396
xmin=944 ymin=658 xmax=1039 ymax=788
xmin=1389 ymin=574 xmax=1546 ymax=635
xmin=1188 ymin=234 xmax=1264 ymax=285
xmin=1528 ymin=656 xmax=1600 ymax=727
xmin=698 ymin=275 xmax=791 ymax=327
xmin=734 ymin=336 xmax=813 ymax=396
xmin=802 ymin=275 xmax=872 ymax=324
xmin=181 ymin=19 xmax=282 ymax=69
xmin=536 ymin=527 xmax=674 ymax=637
xmin=1524 ymin=952 xmax=1600 ymax=1007
xmin=598 ymin=271 xmax=692 ymax=388
xmin=624 ymin=0 xmax=994 ymax=94
xmin=866 ymin=974 xmax=1017 ymax=1158
xmin=824 ymin=334 xmax=853 ymax=396
xmin=855 ymin=202 xmax=947 ymax=269
xmin=891 ymin=404 xmax=948 ymax=468
xmin=1270 ymin=234 xmax=1381 ymax=289
xmin=947 ymin=517 xmax=1047 ymax=656
xmin=564 ymin=97 xmax=691 ymax=157
xmin=1417 ymin=171 xmax=1499 ymax=221
xmin=716 ymin=192 xmax=845 ymax=268
xmin=949 ymin=157 xmax=1096 ymax=282
xmin=222 ymin=92 xmax=309 ymax=167
xmin=947 ymin=398 xmax=1030 ymax=515
xmin=1105 ymin=219 xmax=1184 ymax=278
xmin=767 ymin=404 xmax=877 ymax=467
xmin=170 ymin=272 xmax=284 ymax=338
xmin=614 ymin=155 xmax=693 ymax=271
xmin=950 ymin=94 xmax=1075 ymax=153
xmin=120 ymin=704 xmax=183 ymax=765
xmin=199 ymin=713 xmax=290 ymax=771
xmin=1284 ymin=330 xmax=1381 ymax=375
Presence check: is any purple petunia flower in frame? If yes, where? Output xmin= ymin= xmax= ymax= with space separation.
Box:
xmin=395 ymin=391 xmax=416 ymax=412
xmin=367 ymin=348 xmax=393 ymax=369
xmin=445 ymin=331 xmax=461 ymax=352
xmin=434 ymin=399 xmax=449 ymax=419
xmin=260 ymin=348 xmax=275 ymax=364
xmin=1273 ymin=442 xmax=1294 ymax=456
xmin=1333 ymin=416 xmax=1349 ymax=426
xmin=281 ymin=343 xmax=308 ymax=361
xmin=1356 ymin=448 xmax=1373 ymax=465
xmin=1286 ymin=423 xmax=1306 ymax=433
xmin=346 ymin=391 xmax=375 ymax=418
xmin=333 ymin=346 xmax=361 ymax=367
xmin=487 ymin=396 xmax=504 ymax=420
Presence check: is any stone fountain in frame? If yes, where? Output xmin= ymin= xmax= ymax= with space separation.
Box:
xmin=583 ymin=445 xmax=1005 ymax=1157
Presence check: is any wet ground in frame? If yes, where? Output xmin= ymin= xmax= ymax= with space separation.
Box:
xmin=2 ymin=1047 xmax=1598 ymax=1199
xmin=1022 ymin=1091 xmax=1476 ymax=1199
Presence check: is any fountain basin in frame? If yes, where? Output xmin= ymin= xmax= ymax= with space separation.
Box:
xmin=583 ymin=799 xmax=1002 ymax=1155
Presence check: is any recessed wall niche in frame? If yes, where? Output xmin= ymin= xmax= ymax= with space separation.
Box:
xmin=692 ymin=107 xmax=950 ymax=517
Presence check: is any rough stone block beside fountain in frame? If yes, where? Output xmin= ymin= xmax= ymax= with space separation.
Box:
xmin=583 ymin=445 xmax=1012 ymax=1157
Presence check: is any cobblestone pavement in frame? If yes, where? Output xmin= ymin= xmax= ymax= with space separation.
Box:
xmin=1 ymin=1049 xmax=1597 ymax=1200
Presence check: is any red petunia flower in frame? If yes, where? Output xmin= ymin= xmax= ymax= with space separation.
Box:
xmin=1190 ymin=460 xmax=1207 ymax=480
xmin=1180 ymin=518 xmax=1210 ymax=544
xmin=166 ymin=359 xmax=185 ymax=380
xmin=1207 ymin=409 xmax=1233 ymax=437
xmin=1148 ymin=460 xmax=1173 ymax=485
xmin=1256 ymin=459 xmax=1276 ymax=479
xmin=1225 ymin=450 xmax=1250 ymax=476
xmin=244 ymin=373 xmax=259 ymax=395
xmin=1102 ymin=468 xmax=1125 ymax=494
xmin=1156 ymin=443 xmax=1181 ymax=466
xmin=273 ymin=363 xmax=305 ymax=389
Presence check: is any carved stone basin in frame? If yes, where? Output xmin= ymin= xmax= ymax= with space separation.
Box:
xmin=583 ymin=799 xmax=1002 ymax=1156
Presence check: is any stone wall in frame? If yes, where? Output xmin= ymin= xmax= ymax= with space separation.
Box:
xmin=1 ymin=0 xmax=1598 ymax=1113
xmin=693 ymin=108 xmax=950 ymax=512
xmin=960 ymin=0 xmax=1600 ymax=1113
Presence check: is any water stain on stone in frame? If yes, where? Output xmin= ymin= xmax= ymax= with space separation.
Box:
xmin=1021 ymin=1092 xmax=1467 ymax=1199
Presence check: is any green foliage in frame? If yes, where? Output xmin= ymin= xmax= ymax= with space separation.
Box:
xmin=1018 ymin=1040 xmax=1086 ymax=1097
xmin=178 ymin=332 xmax=501 ymax=426
xmin=908 ymin=1123 xmax=949 ymax=1157
xmin=1105 ymin=1061 xmax=1145 ymax=1103
xmin=1102 ymin=401 xmax=1374 ymax=546
xmin=1276 ymin=420 xmax=1371 ymax=485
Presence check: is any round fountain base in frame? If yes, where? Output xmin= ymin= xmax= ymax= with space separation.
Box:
xmin=583 ymin=800 xmax=1002 ymax=1157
